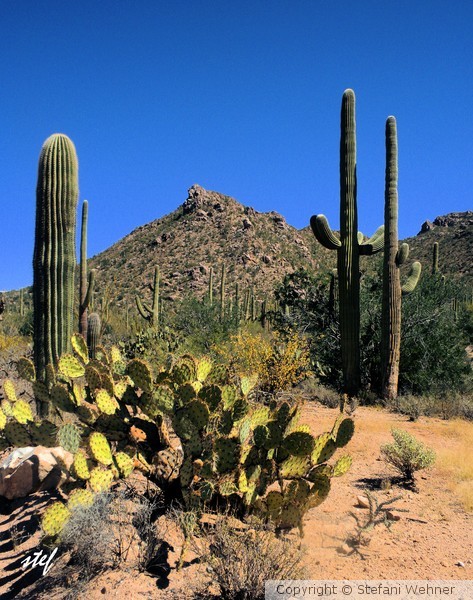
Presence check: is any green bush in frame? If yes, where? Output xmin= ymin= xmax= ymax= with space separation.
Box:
xmin=381 ymin=428 xmax=435 ymax=484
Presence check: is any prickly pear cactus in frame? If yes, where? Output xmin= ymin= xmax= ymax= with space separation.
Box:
xmin=4 ymin=343 xmax=354 ymax=538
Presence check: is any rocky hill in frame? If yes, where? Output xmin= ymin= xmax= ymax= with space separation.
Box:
xmin=4 ymin=189 xmax=472 ymax=317
xmin=405 ymin=211 xmax=473 ymax=283
xmin=89 ymin=184 xmax=333 ymax=309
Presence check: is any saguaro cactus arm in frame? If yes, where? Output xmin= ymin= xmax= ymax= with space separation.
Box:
xmin=396 ymin=243 xmax=409 ymax=266
xmin=401 ymin=261 xmax=422 ymax=295
xmin=359 ymin=224 xmax=385 ymax=255
xmin=310 ymin=215 xmax=341 ymax=250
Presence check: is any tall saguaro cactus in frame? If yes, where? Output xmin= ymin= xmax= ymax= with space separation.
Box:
xmin=432 ymin=242 xmax=439 ymax=275
xmin=136 ymin=265 xmax=160 ymax=327
xmin=219 ymin=264 xmax=226 ymax=322
xmin=310 ymin=90 xmax=384 ymax=396
xmin=79 ymin=200 xmax=95 ymax=337
xmin=381 ymin=117 xmax=421 ymax=400
xmin=33 ymin=134 xmax=79 ymax=395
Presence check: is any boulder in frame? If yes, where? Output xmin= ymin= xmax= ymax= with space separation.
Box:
xmin=0 ymin=446 xmax=73 ymax=500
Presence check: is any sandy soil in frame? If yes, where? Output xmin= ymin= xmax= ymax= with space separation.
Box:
xmin=1 ymin=404 xmax=472 ymax=599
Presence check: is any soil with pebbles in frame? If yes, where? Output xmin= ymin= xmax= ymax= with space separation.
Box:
xmin=0 ymin=405 xmax=472 ymax=599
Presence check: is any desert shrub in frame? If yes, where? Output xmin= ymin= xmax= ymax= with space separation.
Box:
xmin=399 ymin=275 xmax=471 ymax=395
xmin=197 ymin=517 xmax=306 ymax=600
xmin=381 ymin=428 xmax=435 ymax=484
xmin=216 ymin=329 xmax=311 ymax=393
xmin=59 ymin=493 xmax=115 ymax=577
xmin=170 ymin=295 xmax=239 ymax=355
xmin=296 ymin=377 xmax=341 ymax=408
xmin=273 ymin=268 xmax=472 ymax=397
xmin=386 ymin=392 xmax=473 ymax=421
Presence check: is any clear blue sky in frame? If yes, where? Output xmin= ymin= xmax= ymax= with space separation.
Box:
xmin=1 ymin=1 xmax=472 ymax=290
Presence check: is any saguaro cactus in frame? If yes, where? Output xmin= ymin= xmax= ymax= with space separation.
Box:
xmin=219 ymin=264 xmax=226 ymax=322
xmin=33 ymin=134 xmax=79 ymax=393
xmin=79 ymin=200 xmax=95 ymax=337
xmin=310 ymin=90 xmax=384 ymax=396
xmin=136 ymin=265 xmax=160 ymax=327
xmin=432 ymin=242 xmax=439 ymax=275
xmin=87 ymin=312 xmax=101 ymax=359
xmin=208 ymin=267 xmax=214 ymax=306
xmin=381 ymin=117 xmax=421 ymax=401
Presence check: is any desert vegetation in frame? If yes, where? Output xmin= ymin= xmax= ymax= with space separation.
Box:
xmin=1 ymin=89 xmax=472 ymax=598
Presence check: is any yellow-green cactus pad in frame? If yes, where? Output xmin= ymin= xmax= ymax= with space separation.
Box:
xmin=71 ymin=333 xmax=89 ymax=364
xmin=58 ymin=423 xmax=82 ymax=453
xmin=196 ymin=358 xmax=213 ymax=382
xmin=42 ymin=502 xmax=70 ymax=536
xmin=67 ymin=488 xmax=94 ymax=511
xmin=0 ymin=408 xmax=6 ymax=430
xmin=95 ymin=388 xmax=118 ymax=415
xmin=127 ymin=358 xmax=153 ymax=392
xmin=332 ymin=454 xmax=353 ymax=477
xmin=73 ymin=450 xmax=91 ymax=480
xmin=16 ymin=357 xmax=36 ymax=382
xmin=12 ymin=400 xmax=34 ymax=424
xmin=191 ymin=380 xmax=203 ymax=394
xmin=279 ymin=455 xmax=310 ymax=479
xmin=250 ymin=406 xmax=270 ymax=427
xmin=237 ymin=469 xmax=248 ymax=492
xmin=114 ymin=451 xmax=134 ymax=477
xmin=240 ymin=374 xmax=258 ymax=396
xmin=311 ymin=432 xmax=336 ymax=464
xmin=113 ymin=379 xmax=128 ymax=399
xmin=3 ymin=379 xmax=17 ymax=402
xmin=1 ymin=399 xmax=13 ymax=418
xmin=4 ymin=421 xmax=31 ymax=446
xmin=110 ymin=346 xmax=122 ymax=364
xmin=58 ymin=354 xmax=86 ymax=378
xmin=266 ymin=490 xmax=284 ymax=518
xmin=89 ymin=432 xmax=113 ymax=465
xmin=89 ymin=467 xmax=114 ymax=492
xmin=85 ymin=364 xmax=102 ymax=390
xmin=221 ymin=385 xmax=238 ymax=409
xmin=219 ymin=480 xmax=239 ymax=496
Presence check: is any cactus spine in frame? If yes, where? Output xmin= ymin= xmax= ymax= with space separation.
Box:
xmin=136 ymin=265 xmax=160 ymax=327
xmin=87 ymin=312 xmax=101 ymax=359
xmin=310 ymin=90 xmax=384 ymax=396
xmin=381 ymin=117 xmax=421 ymax=401
xmin=79 ymin=200 xmax=95 ymax=337
xmin=432 ymin=242 xmax=439 ymax=275
xmin=33 ymin=134 xmax=79 ymax=401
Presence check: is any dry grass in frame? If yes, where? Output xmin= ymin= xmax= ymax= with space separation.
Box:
xmin=433 ymin=419 xmax=473 ymax=511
